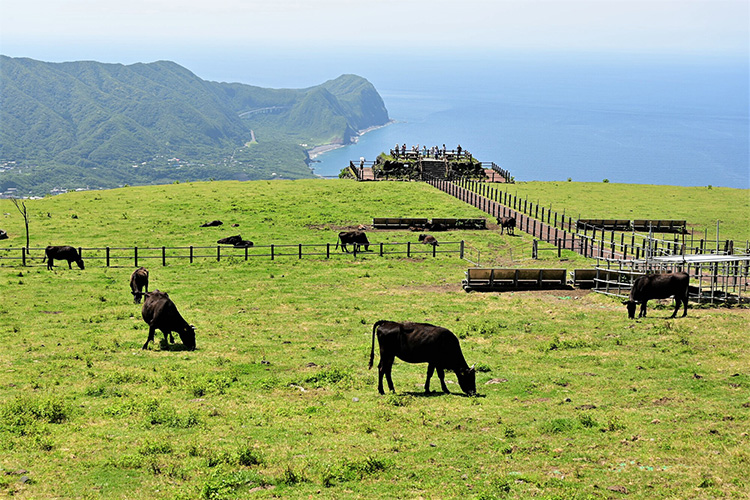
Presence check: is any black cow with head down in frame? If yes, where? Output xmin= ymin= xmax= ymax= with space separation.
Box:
xmin=623 ymin=271 xmax=690 ymax=319
xmin=369 ymin=320 xmax=477 ymax=396
xmin=141 ymin=290 xmax=196 ymax=351
xmin=130 ymin=267 xmax=149 ymax=304
xmin=43 ymin=245 xmax=84 ymax=270
xmin=335 ymin=230 xmax=370 ymax=253
xmin=497 ymin=216 xmax=516 ymax=235
xmin=418 ymin=234 xmax=439 ymax=246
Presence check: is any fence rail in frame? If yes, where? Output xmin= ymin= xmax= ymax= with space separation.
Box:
xmin=0 ymin=241 xmax=466 ymax=268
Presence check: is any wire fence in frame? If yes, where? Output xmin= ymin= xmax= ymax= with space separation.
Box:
xmin=0 ymin=240 xmax=466 ymax=268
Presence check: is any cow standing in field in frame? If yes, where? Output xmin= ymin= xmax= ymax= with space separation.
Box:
xmin=141 ymin=290 xmax=196 ymax=351
xmin=623 ymin=272 xmax=690 ymax=319
xmin=43 ymin=245 xmax=84 ymax=270
xmin=130 ymin=267 xmax=149 ymax=304
xmin=369 ymin=320 xmax=476 ymax=396
xmin=336 ymin=230 xmax=370 ymax=253
xmin=418 ymin=234 xmax=439 ymax=246
xmin=497 ymin=216 xmax=516 ymax=235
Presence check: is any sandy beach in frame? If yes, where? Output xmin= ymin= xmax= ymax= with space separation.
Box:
xmin=307 ymin=121 xmax=394 ymax=159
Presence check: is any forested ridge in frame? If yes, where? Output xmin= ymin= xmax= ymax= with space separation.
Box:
xmin=0 ymin=56 xmax=389 ymax=196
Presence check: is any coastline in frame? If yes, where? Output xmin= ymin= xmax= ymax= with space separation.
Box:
xmin=307 ymin=120 xmax=394 ymax=160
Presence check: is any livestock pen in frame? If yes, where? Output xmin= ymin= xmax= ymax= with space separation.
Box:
xmin=590 ymin=255 xmax=750 ymax=305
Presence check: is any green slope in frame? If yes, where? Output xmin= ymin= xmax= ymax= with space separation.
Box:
xmin=0 ymin=56 xmax=390 ymax=196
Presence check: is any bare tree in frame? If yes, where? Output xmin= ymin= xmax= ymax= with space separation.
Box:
xmin=10 ymin=197 xmax=30 ymax=250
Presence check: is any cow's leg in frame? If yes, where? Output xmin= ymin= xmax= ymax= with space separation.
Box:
xmin=425 ymin=363 xmax=435 ymax=393
xmin=378 ymin=356 xmax=396 ymax=394
xmin=681 ymin=297 xmax=688 ymax=317
xmin=142 ymin=325 xmax=156 ymax=349
xmin=639 ymin=301 xmax=647 ymax=318
xmin=67 ymin=259 xmax=73 ymax=269
xmin=47 ymin=258 xmax=54 ymax=270
xmin=436 ymin=367 xmax=450 ymax=393
xmin=670 ymin=298 xmax=680 ymax=318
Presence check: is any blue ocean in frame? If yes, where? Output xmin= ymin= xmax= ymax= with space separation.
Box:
xmin=303 ymin=53 xmax=748 ymax=189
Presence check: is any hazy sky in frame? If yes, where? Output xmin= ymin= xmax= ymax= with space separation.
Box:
xmin=2 ymin=0 xmax=747 ymax=61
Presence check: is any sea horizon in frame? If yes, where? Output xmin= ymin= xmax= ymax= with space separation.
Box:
xmin=303 ymin=53 xmax=748 ymax=189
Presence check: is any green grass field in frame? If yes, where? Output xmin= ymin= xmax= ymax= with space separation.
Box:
xmin=0 ymin=180 xmax=748 ymax=499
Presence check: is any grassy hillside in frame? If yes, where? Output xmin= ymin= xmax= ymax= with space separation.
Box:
xmin=0 ymin=57 xmax=389 ymax=196
xmin=495 ymin=181 xmax=750 ymax=242
xmin=0 ymin=180 xmax=748 ymax=499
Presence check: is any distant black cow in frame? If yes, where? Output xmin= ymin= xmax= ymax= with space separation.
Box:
xmin=200 ymin=220 xmax=223 ymax=227
xmin=141 ymin=290 xmax=196 ymax=350
xmin=369 ymin=320 xmax=476 ymax=396
xmin=623 ymin=272 xmax=690 ymax=319
xmin=217 ymin=235 xmax=253 ymax=247
xmin=497 ymin=216 xmax=516 ymax=235
xmin=130 ymin=267 xmax=149 ymax=304
xmin=0 ymin=229 xmax=8 ymax=240
xmin=43 ymin=245 xmax=84 ymax=270
xmin=418 ymin=234 xmax=439 ymax=246
xmin=217 ymin=235 xmax=244 ymax=245
xmin=336 ymin=230 xmax=370 ymax=253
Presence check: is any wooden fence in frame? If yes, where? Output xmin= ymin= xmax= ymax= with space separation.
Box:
xmin=0 ymin=241 xmax=466 ymax=268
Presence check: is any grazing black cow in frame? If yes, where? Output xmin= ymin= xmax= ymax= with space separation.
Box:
xmin=130 ymin=267 xmax=149 ymax=304
xmin=418 ymin=234 xmax=439 ymax=246
xmin=43 ymin=245 xmax=84 ymax=270
xmin=623 ymin=272 xmax=690 ymax=319
xmin=200 ymin=220 xmax=223 ymax=227
xmin=141 ymin=290 xmax=196 ymax=350
xmin=335 ymin=230 xmax=370 ymax=253
xmin=497 ymin=216 xmax=516 ymax=235
xmin=0 ymin=229 xmax=8 ymax=240
xmin=369 ymin=320 xmax=476 ymax=396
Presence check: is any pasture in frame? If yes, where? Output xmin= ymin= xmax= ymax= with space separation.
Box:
xmin=0 ymin=180 xmax=748 ymax=499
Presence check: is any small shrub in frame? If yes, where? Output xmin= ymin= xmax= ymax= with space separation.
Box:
xmin=302 ymin=367 xmax=353 ymax=388
xmin=578 ymin=414 xmax=599 ymax=428
xmin=138 ymin=440 xmax=173 ymax=455
xmin=235 ymin=445 xmax=263 ymax=467
xmin=541 ymin=418 xmax=578 ymax=434
xmin=279 ymin=465 xmax=307 ymax=485
xmin=1 ymin=395 xmax=69 ymax=425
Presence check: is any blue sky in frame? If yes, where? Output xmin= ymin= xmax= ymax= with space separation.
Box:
xmin=2 ymin=0 xmax=747 ymax=61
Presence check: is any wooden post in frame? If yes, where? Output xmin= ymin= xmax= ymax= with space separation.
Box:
xmin=326 ymin=243 xmax=330 ymax=259
xmin=22 ymin=247 xmax=26 ymax=266
xmin=162 ymin=246 xmax=166 ymax=266
xmin=217 ymin=246 xmax=221 ymax=262
xmin=134 ymin=246 xmax=138 ymax=267
xmin=299 ymin=244 xmax=303 ymax=259
xmin=190 ymin=246 xmax=194 ymax=263
xmin=271 ymin=244 xmax=275 ymax=261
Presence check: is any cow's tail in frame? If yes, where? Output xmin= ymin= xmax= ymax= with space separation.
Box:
xmin=369 ymin=320 xmax=387 ymax=370
xmin=335 ymin=235 xmax=340 ymax=251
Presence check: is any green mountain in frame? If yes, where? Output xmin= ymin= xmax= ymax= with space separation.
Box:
xmin=0 ymin=56 xmax=390 ymax=196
